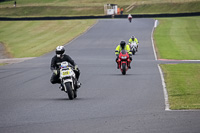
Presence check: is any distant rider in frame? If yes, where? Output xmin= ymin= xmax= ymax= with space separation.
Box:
xmin=129 ymin=35 xmax=139 ymax=51
xmin=50 ymin=46 xmax=81 ymax=90
xmin=115 ymin=41 xmax=132 ymax=69
xmin=128 ymin=14 xmax=132 ymax=22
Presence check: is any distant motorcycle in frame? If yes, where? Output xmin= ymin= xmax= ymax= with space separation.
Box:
xmin=117 ymin=50 xmax=131 ymax=75
xmin=129 ymin=42 xmax=138 ymax=55
xmin=128 ymin=17 xmax=132 ymax=23
xmin=59 ymin=61 xmax=78 ymax=100
xmin=128 ymin=14 xmax=132 ymax=23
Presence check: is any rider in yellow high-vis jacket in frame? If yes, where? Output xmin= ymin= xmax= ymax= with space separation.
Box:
xmin=115 ymin=41 xmax=132 ymax=69
xmin=129 ymin=35 xmax=139 ymax=44
xmin=129 ymin=35 xmax=139 ymax=51
xmin=115 ymin=41 xmax=131 ymax=55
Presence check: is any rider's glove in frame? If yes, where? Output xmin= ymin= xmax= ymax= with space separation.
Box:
xmin=116 ymin=54 xmax=119 ymax=57
xmin=53 ymin=70 xmax=58 ymax=75
xmin=75 ymin=65 xmax=78 ymax=71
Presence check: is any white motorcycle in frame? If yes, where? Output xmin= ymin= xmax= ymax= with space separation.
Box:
xmin=129 ymin=42 xmax=138 ymax=55
xmin=60 ymin=61 xmax=78 ymax=100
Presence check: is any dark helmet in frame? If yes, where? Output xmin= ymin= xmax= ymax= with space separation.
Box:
xmin=120 ymin=41 xmax=126 ymax=49
xmin=131 ymin=35 xmax=135 ymax=40
xmin=56 ymin=46 xmax=65 ymax=57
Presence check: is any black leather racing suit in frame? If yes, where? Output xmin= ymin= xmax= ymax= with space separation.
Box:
xmin=50 ymin=54 xmax=80 ymax=84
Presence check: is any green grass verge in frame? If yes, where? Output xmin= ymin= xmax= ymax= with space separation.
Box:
xmin=160 ymin=64 xmax=200 ymax=110
xmin=0 ymin=20 xmax=96 ymax=57
xmin=0 ymin=63 xmax=7 ymax=66
xmin=155 ymin=16 xmax=200 ymax=110
xmin=0 ymin=6 xmax=104 ymax=17
xmin=129 ymin=1 xmax=200 ymax=14
xmin=154 ymin=16 xmax=200 ymax=60
xmin=0 ymin=0 xmax=199 ymax=17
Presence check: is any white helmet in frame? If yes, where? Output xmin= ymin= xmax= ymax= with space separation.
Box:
xmin=56 ymin=46 xmax=65 ymax=57
xmin=131 ymin=35 xmax=135 ymax=39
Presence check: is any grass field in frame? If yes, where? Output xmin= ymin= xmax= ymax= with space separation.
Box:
xmin=155 ymin=16 xmax=200 ymax=110
xmin=154 ymin=16 xmax=200 ymax=60
xmin=0 ymin=20 xmax=96 ymax=57
xmin=129 ymin=1 xmax=200 ymax=14
xmin=0 ymin=0 xmax=199 ymax=16
xmin=160 ymin=64 xmax=200 ymax=110
xmin=0 ymin=63 xmax=7 ymax=66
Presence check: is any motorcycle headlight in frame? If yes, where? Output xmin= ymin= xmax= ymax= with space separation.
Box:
xmin=121 ymin=56 xmax=127 ymax=59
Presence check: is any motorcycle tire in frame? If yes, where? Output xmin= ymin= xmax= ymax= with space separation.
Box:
xmin=74 ymin=90 xmax=77 ymax=98
xmin=132 ymin=50 xmax=136 ymax=55
xmin=65 ymin=82 xmax=74 ymax=100
xmin=122 ymin=63 xmax=126 ymax=75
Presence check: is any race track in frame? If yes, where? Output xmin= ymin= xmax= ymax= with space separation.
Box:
xmin=0 ymin=18 xmax=199 ymax=133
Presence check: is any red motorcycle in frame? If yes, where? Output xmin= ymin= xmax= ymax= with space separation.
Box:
xmin=117 ymin=50 xmax=131 ymax=75
xmin=128 ymin=14 xmax=132 ymax=23
xmin=128 ymin=17 xmax=132 ymax=23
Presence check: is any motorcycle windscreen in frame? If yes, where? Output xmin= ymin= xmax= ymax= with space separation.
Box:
xmin=121 ymin=49 xmax=127 ymax=54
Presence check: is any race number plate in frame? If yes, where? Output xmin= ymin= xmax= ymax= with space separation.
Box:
xmin=62 ymin=71 xmax=70 ymax=76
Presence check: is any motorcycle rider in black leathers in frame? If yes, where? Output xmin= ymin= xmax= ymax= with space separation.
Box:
xmin=50 ymin=46 xmax=81 ymax=90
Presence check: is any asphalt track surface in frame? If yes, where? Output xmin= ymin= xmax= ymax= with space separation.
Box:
xmin=0 ymin=19 xmax=199 ymax=133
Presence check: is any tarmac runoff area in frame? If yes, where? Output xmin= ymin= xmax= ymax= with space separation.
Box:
xmin=0 ymin=57 xmax=35 ymax=64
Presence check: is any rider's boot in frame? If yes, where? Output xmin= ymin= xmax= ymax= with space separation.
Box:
xmin=59 ymin=84 xmax=64 ymax=91
xmin=128 ymin=64 xmax=131 ymax=69
xmin=77 ymin=81 xmax=81 ymax=89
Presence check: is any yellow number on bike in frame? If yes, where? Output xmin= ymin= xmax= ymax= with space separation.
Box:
xmin=62 ymin=71 xmax=69 ymax=75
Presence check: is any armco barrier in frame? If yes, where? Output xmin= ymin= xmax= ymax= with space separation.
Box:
xmin=115 ymin=12 xmax=200 ymax=18
xmin=0 ymin=12 xmax=199 ymax=21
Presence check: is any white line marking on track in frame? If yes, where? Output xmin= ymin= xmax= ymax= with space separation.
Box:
xmin=151 ymin=20 xmax=158 ymax=60
xmin=152 ymin=19 xmax=170 ymax=110
xmin=154 ymin=20 xmax=158 ymax=28
xmin=158 ymin=65 xmax=170 ymax=111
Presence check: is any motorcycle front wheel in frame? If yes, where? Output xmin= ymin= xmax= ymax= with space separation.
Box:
xmin=132 ymin=49 xmax=136 ymax=55
xmin=65 ymin=82 xmax=74 ymax=100
xmin=122 ymin=63 xmax=126 ymax=75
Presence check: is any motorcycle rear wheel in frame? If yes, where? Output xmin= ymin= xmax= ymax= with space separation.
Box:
xmin=65 ymin=82 xmax=74 ymax=100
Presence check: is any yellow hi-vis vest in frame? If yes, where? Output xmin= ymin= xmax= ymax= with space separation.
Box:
xmin=115 ymin=44 xmax=131 ymax=55
xmin=129 ymin=38 xmax=139 ymax=44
